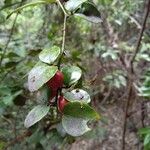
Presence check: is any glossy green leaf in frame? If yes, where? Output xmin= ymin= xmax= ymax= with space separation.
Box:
xmin=62 ymin=66 xmax=82 ymax=86
xmin=62 ymin=115 xmax=90 ymax=136
xmin=28 ymin=62 xmax=58 ymax=92
xmin=64 ymin=0 xmax=86 ymax=11
xmin=64 ymin=89 xmax=91 ymax=103
xmin=74 ymin=2 xmax=102 ymax=23
xmin=39 ymin=46 xmax=60 ymax=64
xmin=24 ymin=105 xmax=50 ymax=128
xmin=63 ymin=101 xmax=100 ymax=120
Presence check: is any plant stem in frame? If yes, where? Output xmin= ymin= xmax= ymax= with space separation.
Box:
xmin=58 ymin=14 xmax=67 ymax=69
xmin=56 ymin=0 xmax=68 ymax=16
xmin=130 ymin=0 xmax=150 ymax=73
xmin=121 ymin=0 xmax=150 ymax=149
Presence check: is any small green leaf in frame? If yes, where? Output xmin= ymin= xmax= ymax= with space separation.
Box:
xmin=64 ymin=89 xmax=91 ymax=103
xmin=63 ymin=102 xmax=100 ymax=120
xmin=74 ymin=2 xmax=102 ymax=23
xmin=62 ymin=66 xmax=82 ymax=86
xmin=39 ymin=46 xmax=61 ymax=64
xmin=64 ymin=0 xmax=86 ymax=11
xmin=28 ymin=62 xmax=58 ymax=92
xmin=62 ymin=115 xmax=90 ymax=136
xmin=24 ymin=105 xmax=50 ymax=128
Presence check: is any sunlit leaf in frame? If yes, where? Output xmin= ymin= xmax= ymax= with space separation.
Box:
xmin=39 ymin=46 xmax=60 ymax=64
xmin=63 ymin=101 xmax=100 ymax=120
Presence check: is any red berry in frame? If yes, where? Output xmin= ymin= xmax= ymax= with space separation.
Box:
xmin=58 ymin=96 xmax=68 ymax=113
xmin=47 ymin=71 xmax=64 ymax=90
xmin=49 ymin=89 xmax=57 ymax=100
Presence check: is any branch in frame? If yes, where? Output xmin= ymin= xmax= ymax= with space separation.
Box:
xmin=130 ymin=0 xmax=150 ymax=73
xmin=121 ymin=0 xmax=150 ymax=149
xmin=121 ymin=81 xmax=133 ymax=150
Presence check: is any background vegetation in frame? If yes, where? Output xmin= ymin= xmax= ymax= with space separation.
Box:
xmin=0 ymin=0 xmax=150 ymax=149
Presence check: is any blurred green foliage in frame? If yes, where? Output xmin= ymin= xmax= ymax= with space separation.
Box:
xmin=0 ymin=0 xmax=150 ymax=149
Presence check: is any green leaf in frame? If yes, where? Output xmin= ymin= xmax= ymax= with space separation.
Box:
xmin=138 ymin=127 xmax=150 ymax=135
xmin=39 ymin=46 xmax=61 ymax=64
xmin=62 ymin=115 xmax=90 ymax=136
xmin=62 ymin=65 xmax=82 ymax=86
xmin=144 ymin=134 xmax=150 ymax=146
xmin=24 ymin=105 xmax=50 ymax=128
xmin=74 ymin=2 xmax=102 ymax=23
xmin=2 ymin=90 xmax=23 ymax=106
xmin=64 ymin=89 xmax=91 ymax=103
xmin=64 ymin=0 xmax=87 ymax=11
xmin=63 ymin=101 xmax=100 ymax=120
xmin=2 ymin=96 xmax=14 ymax=106
xmin=7 ymin=0 xmax=56 ymax=19
xmin=28 ymin=62 xmax=58 ymax=92
xmin=0 ymin=86 xmax=11 ymax=96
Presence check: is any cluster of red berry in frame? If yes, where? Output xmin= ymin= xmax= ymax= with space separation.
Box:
xmin=46 ymin=70 xmax=68 ymax=113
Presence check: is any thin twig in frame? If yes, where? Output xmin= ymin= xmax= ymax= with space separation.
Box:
xmin=54 ymin=2 xmax=67 ymax=107
xmin=121 ymin=0 xmax=150 ymax=149
xmin=56 ymin=0 xmax=69 ymax=16
xmin=141 ymin=101 xmax=146 ymax=127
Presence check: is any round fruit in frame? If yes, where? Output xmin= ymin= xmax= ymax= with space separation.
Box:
xmin=58 ymin=96 xmax=68 ymax=113
xmin=47 ymin=71 xmax=64 ymax=90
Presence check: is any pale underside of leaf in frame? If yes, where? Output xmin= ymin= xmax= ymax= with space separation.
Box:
xmin=28 ymin=62 xmax=58 ymax=92
xmin=64 ymin=89 xmax=91 ymax=103
xmin=39 ymin=46 xmax=60 ymax=64
xmin=24 ymin=105 xmax=50 ymax=128
xmin=62 ymin=115 xmax=90 ymax=137
xmin=64 ymin=0 xmax=86 ymax=11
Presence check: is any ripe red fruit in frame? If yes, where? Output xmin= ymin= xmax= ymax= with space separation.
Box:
xmin=58 ymin=96 xmax=68 ymax=113
xmin=47 ymin=70 xmax=64 ymax=90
